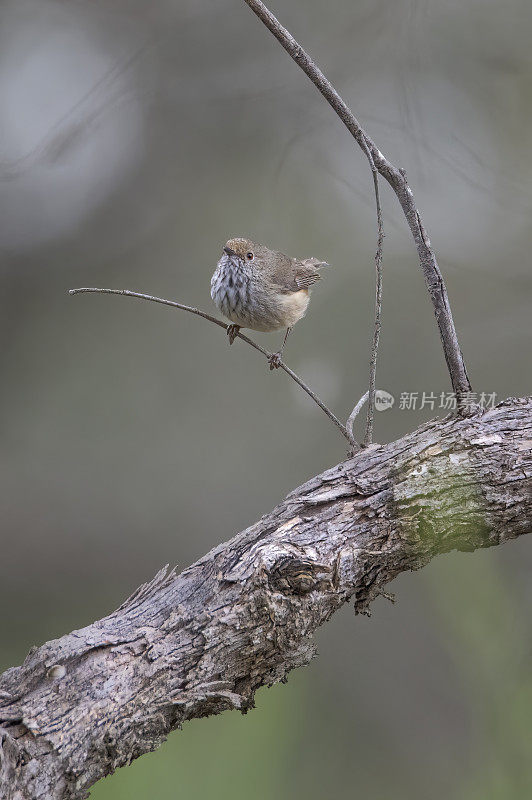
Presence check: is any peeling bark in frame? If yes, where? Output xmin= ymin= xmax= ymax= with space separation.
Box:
xmin=1 ymin=398 xmax=531 ymax=799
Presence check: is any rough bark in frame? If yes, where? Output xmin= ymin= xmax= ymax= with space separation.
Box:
xmin=1 ymin=398 xmax=531 ymax=799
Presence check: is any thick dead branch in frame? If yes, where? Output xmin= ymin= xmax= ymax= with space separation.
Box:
xmin=1 ymin=398 xmax=531 ymax=799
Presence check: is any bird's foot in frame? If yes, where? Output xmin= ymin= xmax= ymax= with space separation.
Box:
xmin=226 ymin=324 xmax=240 ymax=345
xmin=268 ymin=351 xmax=283 ymax=370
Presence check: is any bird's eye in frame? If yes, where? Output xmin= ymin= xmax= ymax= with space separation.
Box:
xmin=246 ymin=251 xmax=254 ymax=260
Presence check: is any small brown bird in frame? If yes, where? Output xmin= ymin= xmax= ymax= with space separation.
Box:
xmin=211 ymin=237 xmax=328 ymax=369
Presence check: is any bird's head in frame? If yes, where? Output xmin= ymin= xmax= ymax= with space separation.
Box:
xmin=222 ymin=237 xmax=258 ymax=265
xmin=221 ymin=238 xmax=280 ymax=273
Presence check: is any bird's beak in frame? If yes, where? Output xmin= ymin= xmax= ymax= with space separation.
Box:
xmin=223 ymin=246 xmax=236 ymax=257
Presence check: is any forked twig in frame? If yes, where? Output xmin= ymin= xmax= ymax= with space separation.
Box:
xmin=243 ymin=0 xmax=472 ymax=406
xmin=69 ymin=288 xmax=357 ymax=449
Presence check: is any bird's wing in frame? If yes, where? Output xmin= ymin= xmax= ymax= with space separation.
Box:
xmin=272 ymin=257 xmax=329 ymax=293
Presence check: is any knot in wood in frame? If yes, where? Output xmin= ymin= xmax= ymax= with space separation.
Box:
xmin=268 ymin=557 xmax=328 ymax=596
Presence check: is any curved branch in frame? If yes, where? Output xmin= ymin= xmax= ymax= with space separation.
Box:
xmin=347 ymin=390 xmax=369 ymax=441
xmin=242 ymin=0 xmax=471 ymax=401
xmin=1 ymin=398 xmax=531 ymax=799
xmin=69 ymin=288 xmax=357 ymax=449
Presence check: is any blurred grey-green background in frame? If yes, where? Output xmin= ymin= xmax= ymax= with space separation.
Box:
xmin=1 ymin=0 xmax=531 ymax=797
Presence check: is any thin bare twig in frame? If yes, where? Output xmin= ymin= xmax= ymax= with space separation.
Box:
xmin=364 ymin=150 xmax=384 ymax=446
xmin=346 ymin=390 xmax=369 ymax=443
xmin=242 ymin=0 xmax=472 ymax=403
xmin=69 ymin=288 xmax=357 ymax=448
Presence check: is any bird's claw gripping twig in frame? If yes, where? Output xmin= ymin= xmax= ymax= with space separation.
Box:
xmin=268 ymin=352 xmax=282 ymax=370
xmin=226 ymin=324 xmax=240 ymax=345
